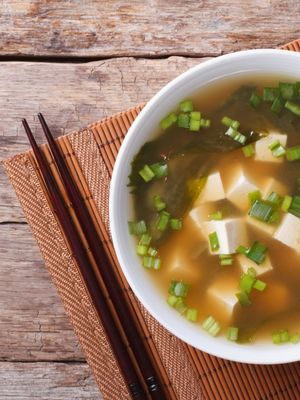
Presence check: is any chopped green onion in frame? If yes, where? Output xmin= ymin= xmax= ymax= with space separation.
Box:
xmin=139 ymin=164 xmax=155 ymax=182
xmin=268 ymin=140 xmax=281 ymax=151
xmin=279 ymin=82 xmax=296 ymax=100
xmin=202 ymin=315 xmax=221 ymax=337
xmin=170 ymin=218 xmax=183 ymax=230
xmin=186 ymin=308 xmax=198 ymax=322
xmin=242 ymin=144 xmax=255 ymax=158
xmin=249 ymin=92 xmax=262 ymax=109
xmin=240 ymin=273 xmax=256 ymax=294
xmin=209 ymin=211 xmax=223 ymax=220
xmin=177 ymin=113 xmax=190 ymax=128
xmin=224 ymin=127 xmax=247 ymax=145
xmin=190 ymin=111 xmax=201 ymax=121
xmin=253 ymin=279 xmax=267 ymax=292
xmin=268 ymin=140 xmax=286 ymax=158
xmin=128 ymin=220 xmax=147 ymax=235
xmin=180 ymin=100 xmax=193 ymax=113
xmin=286 ymin=145 xmax=300 ymax=161
xmin=147 ymin=247 xmax=158 ymax=257
xmin=167 ymin=294 xmax=187 ymax=314
xmin=247 ymin=267 xmax=257 ymax=278
xmin=236 ymin=245 xmax=248 ymax=254
xmin=200 ymin=118 xmax=211 ymax=128
xmin=248 ymin=190 xmax=261 ymax=206
xmin=227 ymin=326 xmax=239 ymax=341
xmin=271 ymin=96 xmax=284 ymax=114
xmin=139 ymin=233 xmax=152 ymax=246
xmin=160 ymin=112 xmax=177 ymax=130
xmin=167 ymin=294 xmax=179 ymax=307
xmin=249 ymin=199 xmax=277 ymax=224
xmin=143 ymin=256 xmax=161 ymax=269
xmin=219 ymin=254 xmax=233 ymax=266
xmin=268 ymin=210 xmax=280 ymax=224
xmin=290 ymin=333 xmax=300 ymax=344
xmin=246 ymin=241 xmax=268 ymax=265
xmin=189 ymin=119 xmax=201 ymax=131
xmin=136 ymin=245 xmax=148 ymax=256
xmin=272 ymin=330 xmax=290 ymax=344
xmin=150 ymin=162 xmax=168 ymax=178
xmin=236 ymin=291 xmax=251 ymax=306
xmin=263 ymin=87 xmax=280 ymax=102
xmin=208 ymin=231 xmax=219 ymax=252
xmin=153 ymin=195 xmax=166 ymax=211
xmin=169 ymin=280 xmax=190 ymax=298
xmin=156 ymin=210 xmax=170 ymax=231
xmin=285 ymin=100 xmax=300 ymax=116
xmin=288 ymin=195 xmax=300 ymax=218
xmin=272 ymin=145 xmax=286 ymax=158
xmin=173 ymin=297 xmax=188 ymax=314
xmin=221 ymin=116 xmax=240 ymax=130
xmin=266 ymin=192 xmax=283 ymax=207
xmin=281 ymin=195 xmax=292 ymax=212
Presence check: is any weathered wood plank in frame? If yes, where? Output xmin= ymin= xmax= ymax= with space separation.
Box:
xmin=0 ymin=362 xmax=101 ymax=399
xmin=0 ymin=1 xmax=299 ymax=57
xmin=0 ymin=57 xmax=204 ymax=221
xmin=0 ymin=223 xmax=84 ymax=361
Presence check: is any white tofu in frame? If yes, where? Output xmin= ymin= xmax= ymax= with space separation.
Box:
xmin=273 ymin=213 xmax=300 ymax=253
xmin=203 ymin=218 xmax=248 ymax=255
xmin=246 ymin=215 xmax=277 ymax=236
xmin=163 ymin=243 xmax=207 ymax=282
xmin=236 ymin=254 xmax=273 ymax=277
xmin=226 ymin=167 xmax=258 ymax=211
xmin=194 ymin=172 xmax=225 ymax=205
xmin=261 ymin=177 xmax=287 ymax=198
xmin=255 ymin=133 xmax=287 ymax=163
xmin=189 ymin=203 xmax=217 ymax=229
xmin=207 ymin=274 xmax=239 ymax=321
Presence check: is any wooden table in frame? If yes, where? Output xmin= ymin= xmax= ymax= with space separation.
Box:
xmin=0 ymin=2 xmax=299 ymax=398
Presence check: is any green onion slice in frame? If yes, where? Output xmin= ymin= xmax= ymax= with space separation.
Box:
xmin=128 ymin=220 xmax=147 ymax=235
xmin=139 ymin=164 xmax=155 ymax=182
xmin=209 ymin=211 xmax=223 ymax=220
xmin=170 ymin=218 xmax=183 ymax=230
xmin=227 ymin=326 xmax=239 ymax=341
xmin=202 ymin=315 xmax=221 ymax=337
xmin=208 ymin=231 xmax=220 ymax=252
xmin=246 ymin=241 xmax=268 ymax=265
xmin=285 ymin=100 xmax=300 ymax=116
xmin=249 ymin=92 xmax=262 ymax=109
xmin=168 ymin=280 xmax=190 ymax=298
xmin=150 ymin=162 xmax=168 ymax=178
xmin=286 ymin=145 xmax=300 ymax=161
xmin=160 ymin=112 xmax=177 ymax=130
xmin=180 ymin=100 xmax=193 ymax=112
xmin=177 ymin=113 xmax=190 ymax=128
xmin=156 ymin=210 xmax=170 ymax=231
xmin=153 ymin=195 xmax=166 ymax=211
xmin=242 ymin=144 xmax=255 ymax=158
xmin=288 ymin=195 xmax=300 ymax=218
xmin=281 ymin=195 xmax=292 ymax=212
xmin=186 ymin=308 xmax=198 ymax=322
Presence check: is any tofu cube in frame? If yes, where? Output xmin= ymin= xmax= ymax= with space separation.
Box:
xmin=255 ymin=133 xmax=287 ymax=163
xmin=165 ymin=250 xmax=204 ymax=282
xmin=261 ymin=177 xmax=287 ymax=198
xmin=203 ymin=218 xmax=248 ymax=255
xmin=194 ymin=172 xmax=225 ymax=205
xmin=226 ymin=167 xmax=258 ymax=211
xmin=207 ymin=274 xmax=239 ymax=322
xmin=189 ymin=203 xmax=218 ymax=230
xmin=246 ymin=215 xmax=277 ymax=236
xmin=273 ymin=213 xmax=300 ymax=252
xmin=236 ymin=254 xmax=273 ymax=277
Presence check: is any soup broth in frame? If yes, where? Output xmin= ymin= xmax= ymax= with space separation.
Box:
xmin=129 ymin=75 xmax=300 ymax=344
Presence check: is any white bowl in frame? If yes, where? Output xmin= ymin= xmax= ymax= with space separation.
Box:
xmin=110 ymin=49 xmax=300 ymax=364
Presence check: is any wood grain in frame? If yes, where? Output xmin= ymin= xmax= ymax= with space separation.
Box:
xmin=0 ymin=57 xmax=203 ymax=397
xmin=0 ymin=57 xmax=203 ymax=221
xmin=0 ymin=362 xmax=101 ymax=399
xmin=0 ymin=1 xmax=299 ymax=57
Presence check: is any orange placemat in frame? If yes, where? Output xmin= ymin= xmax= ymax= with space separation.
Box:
xmin=2 ymin=41 xmax=300 ymax=400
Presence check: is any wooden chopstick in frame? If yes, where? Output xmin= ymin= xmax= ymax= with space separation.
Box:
xmin=24 ymin=115 xmax=167 ymax=400
xmin=22 ymin=118 xmax=147 ymax=400
xmin=37 ymin=113 xmax=167 ymax=400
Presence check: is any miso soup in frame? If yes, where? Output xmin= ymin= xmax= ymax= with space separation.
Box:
xmin=128 ymin=75 xmax=300 ymax=344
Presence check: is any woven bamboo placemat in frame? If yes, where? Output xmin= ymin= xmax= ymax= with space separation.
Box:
xmin=2 ymin=40 xmax=300 ymax=399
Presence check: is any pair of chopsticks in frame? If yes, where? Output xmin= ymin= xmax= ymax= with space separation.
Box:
xmin=22 ymin=114 xmax=167 ymax=400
